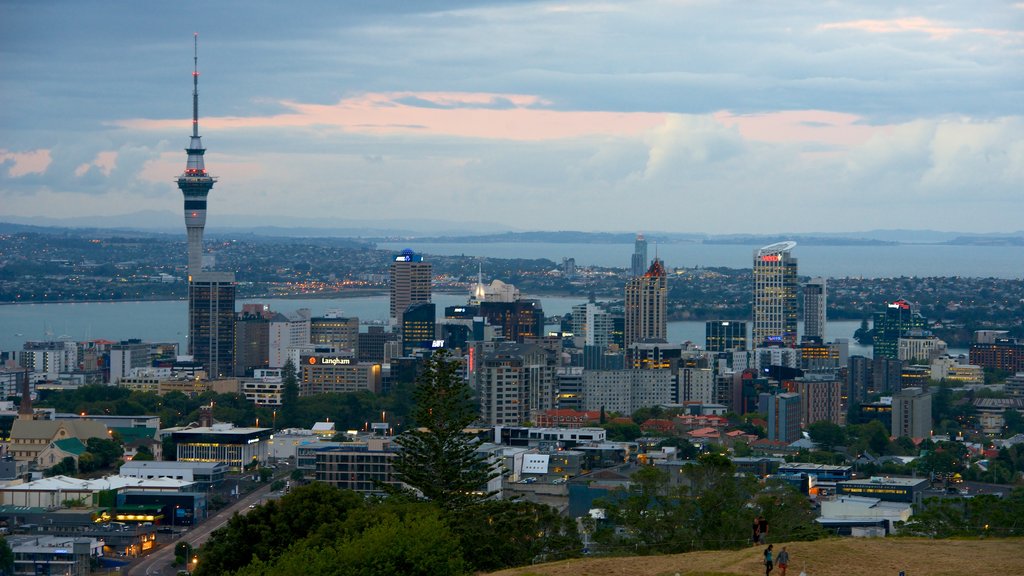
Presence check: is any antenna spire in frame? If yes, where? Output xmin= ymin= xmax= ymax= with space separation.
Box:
xmin=192 ymin=33 xmax=199 ymax=138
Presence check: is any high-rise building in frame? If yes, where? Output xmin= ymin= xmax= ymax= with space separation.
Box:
xmin=571 ymin=302 xmax=614 ymax=350
xmin=624 ymin=259 xmax=667 ymax=348
xmin=109 ymin=339 xmax=152 ymax=384
xmin=753 ymin=241 xmax=798 ymax=348
xmin=476 ymin=343 xmax=555 ymax=426
xmin=847 ymin=355 xmax=872 ymax=403
xmin=762 ymin=392 xmax=802 ymax=443
xmin=872 ymin=299 xmax=926 ymax=360
xmin=401 ymin=302 xmax=436 ymax=355
xmin=178 ymin=37 xmax=235 ymax=378
xmin=20 ymin=340 xmax=78 ymax=381
xmin=389 ymin=249 xmax=432 ymax=326
xmin=892 ymin=387 xmax=932 ymax=439
xmin=189 ymin=274 xmax=236 ymax=378
xmin=705 ymin=320 xmax=748 ymax=352
xmin=631 ymin=233 xmax=648 ymax=277
xmin=478 ymin=299 xmax=545 ymax=343
xmin=802 ymin=277 xmax=827 ymax=343
xmin=310 ymin=312 xmax=360 ymax=353
xmin=796 ymin=377 xmax=843 ymax=427
xmin=234 ymin=306 xmax=272 ymax=377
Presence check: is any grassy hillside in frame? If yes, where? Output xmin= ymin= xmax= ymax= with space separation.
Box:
xmin=485 ymin=537 xmax=1023 ymax=576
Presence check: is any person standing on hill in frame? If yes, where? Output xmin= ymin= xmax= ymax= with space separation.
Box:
xmin=777 ymin=546 xmax=790 ymax=576
xmin=752 ymin=516 xmax=760 ymax=545
xmin=763 ymin=544 xmax=774 ymax=576
xmin=757 ymin=515 xmax=769 ymax=544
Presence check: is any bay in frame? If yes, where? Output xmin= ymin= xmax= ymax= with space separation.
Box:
xmin=379 ymin=241 xmax=1024 ymax=279
xmin=1 ymin=293 xmax=897 ymax=358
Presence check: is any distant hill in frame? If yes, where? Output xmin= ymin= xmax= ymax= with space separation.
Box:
xmin=485 ymin=537 xmax=1024 ymax=576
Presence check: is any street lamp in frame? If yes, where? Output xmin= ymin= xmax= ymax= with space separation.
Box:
xmin=173 ymin=505 xmax=179 ymax=532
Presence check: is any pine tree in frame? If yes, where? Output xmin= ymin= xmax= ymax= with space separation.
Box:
xmin=280 ymin=359 xmax=299 ymax=428
xmin=392 ymin=349 xmax=497 ymax=511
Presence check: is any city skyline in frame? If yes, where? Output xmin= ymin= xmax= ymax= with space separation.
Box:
xmin=1 ymin=1 xmax=1021 ymax=233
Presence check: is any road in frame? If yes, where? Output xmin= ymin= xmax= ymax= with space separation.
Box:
xmin=127 ymin=483 xmax=277 ymax=576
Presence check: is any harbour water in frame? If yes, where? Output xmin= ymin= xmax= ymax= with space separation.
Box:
xmin=1 ymin=293 xmax=886 ymax=357
xmin=379 ymin=241 xmax=1024 ymax=279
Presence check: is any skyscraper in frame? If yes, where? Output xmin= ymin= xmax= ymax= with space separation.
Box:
xmin=872 ymin=299 xmax=926 ymax=359
xmin=624 ymin=259 xmax=667 ymax=348
xmin=892 ymin=387 xmax=932 ymax=439
xmin=705 ymin=320 xmax=748 ymax=352
xmin=389 ymin=249 xmax=432 ymax=326
xmin=630 ymin=233 xmax=648 ymax=277
xmin=802 ymin=277 xmax=827 ymax=343
xmin=177 ymin=36 xmax=235 ymax=377
xmin=752 ymin=241 xmax=798 ymax=348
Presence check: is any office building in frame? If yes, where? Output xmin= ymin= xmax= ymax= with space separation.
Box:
xmin=762 ymin=392 xmax=802 ymax=443
xmin=872 ymin=299 xmax=926 ymax=360
xmin=300 ymin=354 xmax=382 ymax=395
xmin=571 ymin=302 xmax=614 ymax=351
xmin=898 ymin=335 xmax=947 ymax=362
xmin=310 ymin=312 xmax=360 ymax=353
xmin=624 ymin=259 xmax=667 ymax=348
xmin=872 ymin=356 xmax=904 ymax=395
xmin=476 ymin=343 xmax=556 ymax=426
xmin=315 ymin=437 xmax=399 ymax=494
xmin=705 ymin=320 xmax=747 ymax=352
xmin=20 ymin=340 xmax=79 ymax=381
xmin=796 ymin=377 xmax=843 ymax=426
xmin=752 ymin=241 xmax=798 ymax=348
xmin=848 ymin=355 xmax=872 ymax=403
xmin=389 ymin=249 xmax=432 ymax=326
xmin=177 ymin=40 xmax=236 ymax=378
xmin=188 ymin=273 xmax=236 ymax=378
xmin=970 ymin=338 xmax=1024 ymax=373
xmin=109 ymin=340 xmax=152 ymax=385
xmin=892 ymin=387 xmax=932 ymax=439
xmin=478 ymin=299 xmax=545 ymax=343
xmin=802 ymin=277 xmax=826 ymax=343
xmin=581 ymin=369 xmax=674 ymax=415
xmin=172 ymin=423 xmax=272 ymax=471
xmin=631 ymin=233 xmax=648 ymax=277
xmin=401 ymin=302 xmax=437 ymax=355
xmin=234 ymin=306 xmax=272 ymax=377
xmin=269 ymin=309 xmax=311 ymax=368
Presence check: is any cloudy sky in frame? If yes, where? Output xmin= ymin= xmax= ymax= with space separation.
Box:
xmin=1 ymin=1 xmax=1021 ymax=234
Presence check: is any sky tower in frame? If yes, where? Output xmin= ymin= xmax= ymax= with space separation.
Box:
xmin=177 ymin=34 xmax=236 ymax=378
xmin=178 ymin=33 xmax=216 ymax=275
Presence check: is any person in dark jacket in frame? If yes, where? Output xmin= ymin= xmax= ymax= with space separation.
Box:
xmin=777 ymin=546 xmax=790 ymax=576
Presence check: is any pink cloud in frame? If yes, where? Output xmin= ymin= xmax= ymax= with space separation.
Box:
xmin=118 ymin=91 xmax=666 ymax=141
xmin=0 ymin=148 xmax=52 ymax=177
xmin=139 ymin=152 xmax=263 ymax=183
xmin=75 ymin=150 xmax=119 ymax=177
xmin=818 ymin=17 xmax=1021 ymax=41
xmin=713 ymin=110 xmax=884 ymax=148
xmin=119 ymin=91 xmax=891 ymax=152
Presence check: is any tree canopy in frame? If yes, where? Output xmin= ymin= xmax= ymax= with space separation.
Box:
xmin=391 ymin=349 xmax=498 ymax=510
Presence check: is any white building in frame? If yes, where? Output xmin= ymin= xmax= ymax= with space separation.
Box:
xmin=898 ymin=335 xmax=948 ymax=362
xmin=680 ymin=366 xmax=715 ymax=404
xmin=477 ymin=343 xmax=556 ymax=426
xmin=0 ymin=474 xmax=195 ymax=507
xmin=582 ymin=369 xmax=674 ymax=414
xmin=817 ymin=495 xmax=913 ymax=534
xmin=241 ymin=368 xmax=284 ymax=405
xmin=930 ymin=356 xmax=984 ymax=385
xmin=269 ymin=309 xmax=311 ymax=368
xmin=109 ymin=340 xmax=152 ymax=384
xmin=21 ymin=340 xmax=78 ymax=381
